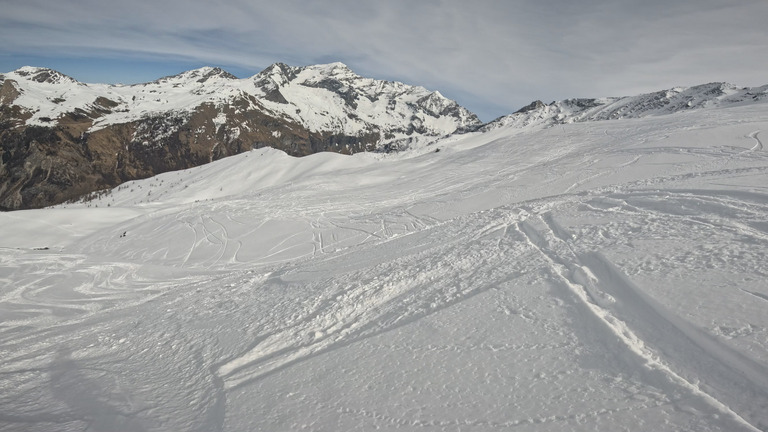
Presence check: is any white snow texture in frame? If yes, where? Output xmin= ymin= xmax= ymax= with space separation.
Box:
xmin=1 ymin=82 xmax=768 ymax=431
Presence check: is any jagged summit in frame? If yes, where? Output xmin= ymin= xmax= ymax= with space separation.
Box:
xmin=514 ymin=100 xmax=546 ymax=114
xmin=154 ymin=66 xmax=238 ymax=84
xmin=251 ymin=63 xmax=300 ymax=101
xmin=251 ymin=62 xmax=354 ymax=89
xmin=8 ymin=66 xmax=80 ymax=85
xmin=255 ymin=62 xmax=298 ymax=77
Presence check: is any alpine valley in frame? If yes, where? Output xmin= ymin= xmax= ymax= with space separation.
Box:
xmin=1 ymin=64 xmax=768 ymax=432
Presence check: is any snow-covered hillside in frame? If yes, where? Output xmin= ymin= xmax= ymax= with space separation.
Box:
xmin=1 ymin=98 xmax=767 ymax=431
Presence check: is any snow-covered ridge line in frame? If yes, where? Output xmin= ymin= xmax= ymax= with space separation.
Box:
xmin=485 ymin=82 xmax=768 ymax=130
xmin=0 ymin=62 xmax=481 ymax=142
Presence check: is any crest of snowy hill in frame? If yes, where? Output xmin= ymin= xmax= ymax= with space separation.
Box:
xmin=485 ymin=82 xmax=768 ymax=130
xmin=0 ymin=63 xmax=481 ymax=144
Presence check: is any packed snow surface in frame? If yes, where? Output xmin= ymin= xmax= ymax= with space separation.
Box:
xmin=1 ymin=102 xmax=768 ymax=431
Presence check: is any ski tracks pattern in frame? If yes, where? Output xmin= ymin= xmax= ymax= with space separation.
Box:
xmin=215 ymin=211 xmax=534 ymax=390
xmin=514 ymin=211 xmax=768 ymax=431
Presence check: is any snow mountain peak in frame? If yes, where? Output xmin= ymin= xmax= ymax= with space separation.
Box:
xmin=8 ymin=66 xmax=80 ymax=85
xmin=308 ymin=61 xmax=353 ymax=74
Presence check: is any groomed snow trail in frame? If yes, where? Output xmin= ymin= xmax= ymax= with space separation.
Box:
xmin=1 ymin=103 xmax=767 ymax=431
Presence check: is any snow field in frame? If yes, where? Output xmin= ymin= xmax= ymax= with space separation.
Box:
xmin=1 ymin=102 xmax=767 ymax=431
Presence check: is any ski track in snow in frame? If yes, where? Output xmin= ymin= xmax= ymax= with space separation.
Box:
xmin=1 ymin=103 xmax=768 ymax=431
xmin=748 ymin=131 xmax=763 ymax=152
xmin=515 ymin=213 xmax=768 ymax=430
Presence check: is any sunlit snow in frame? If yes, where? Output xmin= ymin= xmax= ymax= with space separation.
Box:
xmin=1 ymin=101 xmax=767 ymax=431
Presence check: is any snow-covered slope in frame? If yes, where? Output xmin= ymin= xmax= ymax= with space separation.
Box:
xmin=1 ymin=96 xmax=767 ymax=431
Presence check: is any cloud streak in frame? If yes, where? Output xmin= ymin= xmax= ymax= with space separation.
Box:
xmin=2 ymin=0 xmax=767 ymax=120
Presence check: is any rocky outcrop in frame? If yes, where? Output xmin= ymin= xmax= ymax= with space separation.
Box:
xmin=514 ymin=100 xmax=545 ymax=114
xmin=0 ymin=79 xmax=21 ymax=106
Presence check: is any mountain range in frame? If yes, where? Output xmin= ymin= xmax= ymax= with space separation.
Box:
xmin=1 ymin=62 xmax=766 ymax=210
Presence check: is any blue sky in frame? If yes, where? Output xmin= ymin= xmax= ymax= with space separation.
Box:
xmin=2 ymin=0 xmax=767 ymax=121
